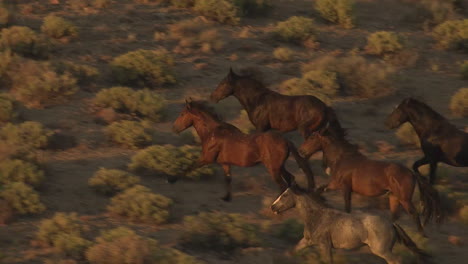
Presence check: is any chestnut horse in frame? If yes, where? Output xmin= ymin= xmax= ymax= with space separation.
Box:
xmin=172 ymin=100 xmax=315 ymax=201
xmin=210 ymin=68 xmax=342 ymax=140
xmin=298 ymin=123 xmax=442 ymax=235
xmin=385 ymin=97 xmax=468 ymax=185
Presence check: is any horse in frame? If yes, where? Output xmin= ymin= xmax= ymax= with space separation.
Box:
xmin=270 ymin=185 xmax=432 ymax=264
xmin=385 ymin=97 xmax=468 ymax=185
xmin=297 ymin=123 xmax=442 ymax=235
xmin=210 ymin=67 xmax=342 ymax=140
xmin=171 ymin=99 xmax=316 ymax=201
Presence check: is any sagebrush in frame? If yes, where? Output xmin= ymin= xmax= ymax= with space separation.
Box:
xmin=450 ymin=88 xmax=468 ymax=117
xmin=0 ymin=93 xmax=17 ymax=123
xmin=88 ymin=168 xmax=140 ymax=195
xmin=41 ymin=15 xmax=78 ymax=39
xmin=315 ymin=0 xmax=354 ymax=28
xmin=432 ymin=19 xmax=468 ymax=51
xmin=105 ymin=120 xmax=153 ymax=149
xmin=0 ymin=26 xmax=49 ymax=58
xmin=0 ymin=121 xmax=53 ymax=155
xmin=365 ymin=31 xmax=403 ymax=56
xmin=274 ymin=16 xmax=316 ymax=44
xmin=0 ymin=159 xmax=45 ymax=187
xmin=0 ymin=182 xmax=45 ymax=215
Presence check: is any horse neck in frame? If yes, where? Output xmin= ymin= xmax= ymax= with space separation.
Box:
xmin=405 ymin=105 xmax=446 ymax=137
xmin=322 ymin=137 xmax=359 ymax=169
xmin=191 ymin=114 xmax=221 ymax=142
xmin=295 ymin=194 xmax=325 ymax=231
xmin=232 ymin=78 xmax=271 ymax=112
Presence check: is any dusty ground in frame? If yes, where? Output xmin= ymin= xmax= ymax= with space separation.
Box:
xmin=0 ymin=0 xmax=468 ymax=263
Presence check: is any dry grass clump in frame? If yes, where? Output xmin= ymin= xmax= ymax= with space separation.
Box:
xmin=180 ymin=211 xmax=260 ymax=251
xmin=105 ymin=120 xmax=154 ymax=149
xmin=432 ymin=19 xmax=468 ymax=51
xmin=0 ymin=26 xmax=49 ymax=58
xmin=107 ymin=185 xmax=173 ymax=224
xmin=273 ymin=16 xmax=316 ymax=44
xmin=273 ymin=47 xmax=295 ymax=61
xmin=280 ymin=69 xmax=339 ymax=101
xmin=128 ymin=144 xmax=214 ymax=180
xmin=450 ymin=88 xmax=468 ymax=117
xmin=315 ymin=0 xmax=354 ymax=28
xmin=35 ymin=212 xmax=92 ymax=258
xmin=365 ymin=31 xmax=404 ymax=56
xmin=0 ymin=93 xmax=17 ymax=123
xmin=88 ymin=168 xmax=140 ymax=196
xmin=395 ymin=122 xmax=420 ymax=147
xmin=41 ymin=15 xmax=78 ymax=39
xmin=0 ymin=159 xmax=45 ymax=187
xmin=169 ymin=18 xmax=224 ymax=54
xmin=110 ymin=49 xmax=176 ymax=87
xmin=193 ymin=0 xmax=240 ymax=25
xmin=0 ymin=182 xmax=46 ymax=215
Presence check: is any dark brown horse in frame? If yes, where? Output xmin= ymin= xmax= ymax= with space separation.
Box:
xmin=298 ymin=123 xmax=442 ymax=235
xmin=172 ymin=100 xmax=315 ymax=201
xmin=386 ymin=97 xmax=468 ymax=185
xmin=210 ymin=68 xmax=342 ymax=140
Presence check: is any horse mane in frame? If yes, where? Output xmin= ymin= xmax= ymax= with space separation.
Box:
xmin=291 ymin=185 xmax=327 ymax=207
xmin=323 ymin=125 xmax=360 ymax=153
xmin=189 ymin=100 xmax=223 ymax=122
xmin=405 ymin=97 xmax=446 ymax=121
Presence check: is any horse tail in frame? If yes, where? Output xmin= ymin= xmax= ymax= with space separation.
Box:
xmin=287 ymin=140 xmax=315 ymax=191
xmin=414 ymin=171 xmax=444 ymax=225
xmin=393 ymin=223 xmax=433 ymax=263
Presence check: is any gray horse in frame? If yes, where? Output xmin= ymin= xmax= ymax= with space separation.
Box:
xmin=270 ymin=185 xmax=432 ymax=264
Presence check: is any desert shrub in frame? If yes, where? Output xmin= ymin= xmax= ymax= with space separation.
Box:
xmin=0 ymin=121 xmax=53 ymax=153
xmin=0 ymin=93 xmax=17 ymax=123
xmin=315 ymin=0 xmax=354 ymax=28
xmin=54 ymin=61 xmax=99 ymax=85
xmin=169 ymin=18 xmax=224 ymax=54
xmin=0 ymin=159 xmax=45 ymax=187
xmin=280 ymin=69 xmax=340 ymax=99
xmin=86 ymin=227 xmax=203 ymax=264
xmin=111 ymin=49 xmax=175 ymax=87
xmin=396 ymin=122 xmax=420 ymax=147
xmin=365 ymin=31 xmax=403 ymax=56
xmin=0 ymin=7 xmax=11 ymax=27
xmin=107 ymin=185 xmax=172 ymax=224
xmin=105 ymin=120 xmax=153 ymax=149
xmin=274 ymin=16 xmax=316 ymax=43
xmin=273 ymin=47 xmax=295 ymax=61
xmin=180 ymin=211 xmax=260 ymax=251
xmin=450 ymin=88 xmax=468 ymax=117
xmin=88 ymin=168 xmax=140 ymax=195
xmin=36 ymin=212 xmax=91 ymax=257
xmin=274 ymin=218 xmax=304 ymax=243
xmin=41 ymin=15 xmax=78 ymax=39
xmin=0 ymin=182 xmax=45 ymax=214
xmin=94 ymin=87 xmax=165 ymax=121
xmin=432 ymin=19 xmax=468 ymax=51
xmin=171 ymin=0 xmax=195 ymax=8
xmin=421 ymin=0 xmax=458 ymax=25
xmin=459 ymin=205 xmax=468 ymax=225
xmin=128 ymin=145 xmax=214 ymax=180
xmin=0 ymin=26 xmax=49 ymax=58
xmin=461 ymin=61 xmax=468 ymax=79
xmin=10 ymin=60 xmax=78 ymax=108
xmin=300 ymin=55 xmax=394 ymax=98
xmin=193 ymin=0 xmax=240 ymax=25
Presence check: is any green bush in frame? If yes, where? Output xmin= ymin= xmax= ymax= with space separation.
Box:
xmin=0 ymin=182 xmax=45 ymax=214
xmin=36 ymin=212 xmax=91 ymax=257
xmin=10 ymin=60 xmax=78 ymax=108
xmin=396 ymin=122 xmax=420 ymax=147
xmin=94 ymin=87 xmax=165 ymax=122
xmin=89 ymin=168 xmax=140 ymax=195
xmin=86 ymin=227 xmax=203 ymax=264
xmin=300 ymin=55 xmax=394 ymax=98
xmin=193 ymin=0 xmax=240 ymax=25
xmin=461 ymin=61 xmax=468 ymax=79
xmin=365 ymin=31 xmax=403 ymax=56
xmin=0 ymin=159 xmax=45 ymax=187
xmin=0 ymin=93 xmax=17 ymax=123
xmin=129 ymin=145 xmax=214 ymax=180
xmin=0 ymin=26 xmax=49 ymax=58
xmin=432 ymin=19 xmax=468 ymax=51
xmin=0 ymin=7 xmax=11 ymax=27
xmin=41 ymin=15 xmax=78 ymax=39
xmin=107 ymin=185 xmax=172 ymax=224
xmin=274 ymin=16 xmax=316 ymax=43
xmin=180 ymin=211 xmax=260 ymax=251
xmin=450 ymin=88 xmax=468 ymax=117
xmin=315 ymin=0 xmax=354 ymax=29
xmin=280 ymin=69 xmax=339 ymax=99
xmin=0 ymin=121 xmax=53 ymax=153
xmin=111 ymin=49 xmax=176 ymax=87
xmin=273 ymin=218 xmax=304 ymax=243
xmin=105 ymin=120 xmax=153 ymax=149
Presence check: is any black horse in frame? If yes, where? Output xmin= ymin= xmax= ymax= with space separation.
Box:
xmin=386 ymin=97 xmax=468 ymax=184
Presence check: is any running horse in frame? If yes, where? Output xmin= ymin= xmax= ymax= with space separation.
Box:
xmin=171 ymin=99 xmax=315 ymax=201
xmin=386 ymin=97 xmax=468 ymax=185
xmin=298 ymin=123 xmax=442 ymax=235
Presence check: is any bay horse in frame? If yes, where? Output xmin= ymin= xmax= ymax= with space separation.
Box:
xmin=385 ymin=97 xmax=468 ymax=185
xmin=297 ymin=123 xmax=442 ymax=235
xmin=171 ymin=99 xmax=315 ymax=201
xmin=210 ymin=68 xmax=342 ymax=140
xmin=271 ymin=185 xmax=432 ymax=264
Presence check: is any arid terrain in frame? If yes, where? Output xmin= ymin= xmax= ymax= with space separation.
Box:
xmin=0 ymin=0 xmax=467 ymax=263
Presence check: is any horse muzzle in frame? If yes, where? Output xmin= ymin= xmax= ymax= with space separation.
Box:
xmin=270 ymin=204 xmax=282 ymax=215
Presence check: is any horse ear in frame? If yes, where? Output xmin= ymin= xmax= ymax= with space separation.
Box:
xmin=185 ymin=98 xmax=192 ymax=110
xmin=227 ymin=67 xmax=237 ymax=82
xmin=319 ymin=122 xmax=330 ymax=135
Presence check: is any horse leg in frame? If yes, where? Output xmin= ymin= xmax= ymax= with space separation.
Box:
xmin=221 ymin=165 xmax=232 ymax=202
xmin=281 ymin=167 xmax=296 ymax=187
xmin=368 ymin=247 xmax=402 ymax=264
xmin=412 ymin=156 xmax=429 ymax=176
xmin=343 ymin=185 xmax=352 ymax=213
xmin=389 ymin=195 xmax=401 ymax=221
xmin=318 ymin=235 xmax=333 ymax=264
xmin=429 ymin=161 xmax=438 ymax=185
xmin=401 ymin=200 xmax=426 ymax=237
xmin=267 ymin=166 xmax=288 ymax=193
xmin=293 ymin=237 xmax=310 ymax=253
